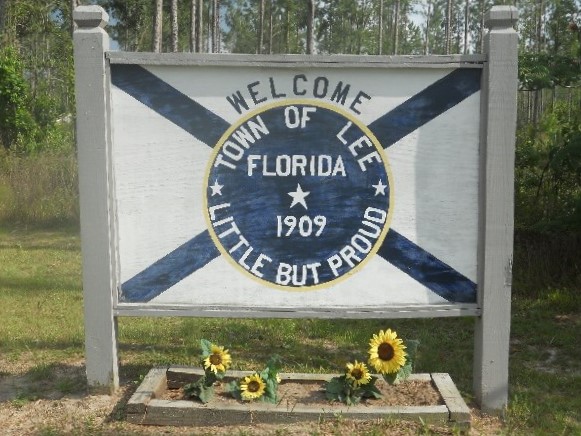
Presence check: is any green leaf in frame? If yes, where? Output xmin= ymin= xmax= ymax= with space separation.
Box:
xmin=200 ymin=339 xmax=212 ymax=357
xmin=382 ymin=372 xmax=397 ymax=385
xmin=326 ymin=376 xmax=368 ymax=405
xmin=394 ymin=361 xmax=413 ymax=384
xmin=197 ymin=384 xmax=214 ymax=403
xmin=349 ymin=389 xmax=363 ymax=405
xmin=204 ymin=371 xmax=218 ymax=386
xmin=226 ymin=380 xmax=242 ymax=400
xmin=260 ymin=368 xmax=270 ymax=380
xmin=325 ymin=380 xmax=343 ymax=401
xmin=325 ymin=390 xmax=335 ymax=401
xmin=266 ymin=355 xmax=282 ymax=372
xmin=183 ymin=377 xmax=204 ymax=395
xmin=183 ymin=376 xmax=215 ymax=404
xmin=362 ymin=385 xmax=382 ymax=399
xmin=325 ymin=377 xmax=345 ymax=395
xmin=262 ymin=378 xmax=278 ymax=404
xmin=382 ymin=362 xmax=411 ymax=385
xmin=361 ymin=378 xmax=382 ymax=399
xmin=405 ymin=339 xmax=420 ymax=363
xmin=225 ymin=380 xmax=238 ymax=393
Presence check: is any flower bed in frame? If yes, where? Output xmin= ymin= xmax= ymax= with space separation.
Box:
xmin=125 ymin=366 xmax=471 ymax=428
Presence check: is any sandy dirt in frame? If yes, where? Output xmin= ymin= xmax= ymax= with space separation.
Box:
xmin=163 ymin=378 xmax=444 ymax=407
xmin=0 ymin=360 xmax=503 ymax=435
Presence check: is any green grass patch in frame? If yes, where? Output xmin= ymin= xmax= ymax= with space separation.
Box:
xmin=0 ymin=225 xmax=580 ymax=434
xmin=0 ymin=149 xmax=79 ymax=226
xmin=11 ymin=393 xmax=40 ymax=408
xmin=0 ymin=231 xmax=84 ymax=363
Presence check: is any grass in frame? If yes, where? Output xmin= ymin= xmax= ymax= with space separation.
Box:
xmin=0 ymin=225 xmax=580 ymax=434
xmin=0 ymin=226 xmax=83 ymax=365
xmin=0 ymin=149 xmax=79 ymax=226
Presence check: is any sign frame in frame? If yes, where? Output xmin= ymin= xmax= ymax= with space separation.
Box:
xmin=72 ymin=5 xmax=518 ymax=414
xmin=109 ymin=56 xmax=483 ymax=318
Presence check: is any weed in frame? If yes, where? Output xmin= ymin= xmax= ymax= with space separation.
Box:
xmin=0 ymin=149 xmax=79 ymax=226
xmin=11 ymin=391 xmax=39 ymax=408
xmin=28 ymin=362 xmax=53 ymax=382
xmin=416 ymin=417 xmax=433 ymax=435
xmin=56 ymin=376 xmax=86 ymax=394
xmin=36 ymin=427 xmax=61 ymax=436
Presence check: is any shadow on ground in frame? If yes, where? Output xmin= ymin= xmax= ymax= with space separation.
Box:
xmin=0 ymin=361 xmax=87 ymax=404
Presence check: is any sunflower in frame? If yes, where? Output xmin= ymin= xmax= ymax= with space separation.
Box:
xmin=240 ymin=373 xmax=266 ymax=400
xmin=345 ymin=361 xmax=372 ymax=386
xmin=368 ymin=329 xmax=406 ymax=374
xmin=203 ymin=344 xmax=232 ymax=374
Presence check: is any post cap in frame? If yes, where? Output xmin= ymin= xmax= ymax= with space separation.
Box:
xmin=485 ymin=6 xmax=518 ymax=29
xmin=73 ymin=5 xmax=109 ymax=29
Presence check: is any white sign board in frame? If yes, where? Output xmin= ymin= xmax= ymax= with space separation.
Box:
xmin=110 ymin=63 xmax=480 ymax=311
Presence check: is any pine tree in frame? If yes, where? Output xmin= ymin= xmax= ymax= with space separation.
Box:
xmin=153 ymin=0 xmax=163 ymax=52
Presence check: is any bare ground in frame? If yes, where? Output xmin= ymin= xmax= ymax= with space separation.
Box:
xmin=0 ymin=359 xmax=503 ymax=435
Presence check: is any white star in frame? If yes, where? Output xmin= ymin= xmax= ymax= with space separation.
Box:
xmin=210 ymin=180 xmax=223 ymax=196
xmin=372 ymin=179 xmax=387 ymax=196
xmin=288 ymin=183 xmax=310 ymax=210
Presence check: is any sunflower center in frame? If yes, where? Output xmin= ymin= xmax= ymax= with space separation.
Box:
xmin=248 ymin=380 xmax=260 ymax=392
xmin=378 ymin=343 xmax=395 ymax=361
xmin=351 ymin=368 xmax=363 ymax=380
xmin=209 ymin=354 xmax=222 ymax=365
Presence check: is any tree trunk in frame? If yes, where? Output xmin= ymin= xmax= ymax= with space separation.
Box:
xmin=445 ymin=0 xmax=452 ymax=54
xmin=268 ymin=0 xmax=273 ymax=54
xmin=533 ymin=90 xmax=539 ymax=125
xmin=216 ymin=0 xmax=221 ymax=52
xmin=153 ymin=0 xmax=163 ymax=52
xmin=393 ymin=0 xmax=400 ymax=55
xmin=171 ymin=0 xmax=179 ymax=52
xmin=190 ymin=0 xmax=197 ymax=51
xmin=424 ymin=2 xmax=431 ymax=55
xmin=536 ymin=0 xmax=543 ymax=52
xmin=306 ymin=0 xmax=314 ymax=54
xmin=196 ymin=0 xmax=203 ymax=52
xmin=212 ymin=0 xmax=219 ymax=52
xmin=378 ymin=0 xmax=384 ymax=55
xmin=285 ymin=0 xmax=290 ymax=53
xmin=463 ymin=0 xmax=469 ymax=54
xmin=455 ymin=11 xmax=461 ymax=53
xmin=479 ymin=0 xmax=484 ymax=53
xmin=258 ymin=0 xmax=264 ymax=53
xmin=206 ymin=0 xmax=211 ymax=52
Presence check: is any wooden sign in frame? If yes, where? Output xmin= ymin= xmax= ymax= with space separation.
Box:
xmin=73 ymin=5 xmax=518 ymax=414
xmin=110 ymin=63 xmax=480 ymax=311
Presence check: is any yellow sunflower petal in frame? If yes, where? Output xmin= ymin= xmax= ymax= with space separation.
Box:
xmin=368 ymin=329 xmax=407 ymax=374
xmin=345 ymin=360 xmax=372 ymax=386
xmin=203 ymin=344 xmax=232 ymax=374
xmin=240 ymin=373 xmax=266 ymax=400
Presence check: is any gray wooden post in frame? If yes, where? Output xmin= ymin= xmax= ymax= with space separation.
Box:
xmin=73 ymin=6 xmax=119 ymax=393
xmin=474 ymin=6 xmax=518 ymax=414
